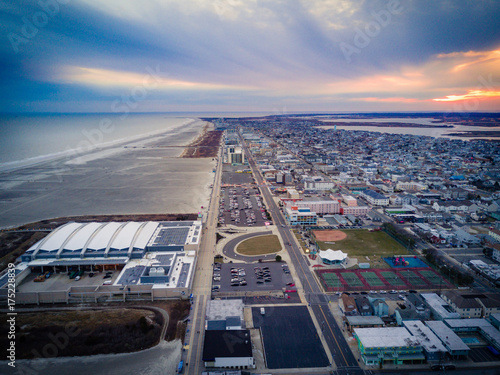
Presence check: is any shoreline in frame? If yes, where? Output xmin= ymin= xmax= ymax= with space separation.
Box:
xmin=0 ymin=117 xmax=200 ymax=174
xmin=0 ymin=119 xmax=216 ymax=229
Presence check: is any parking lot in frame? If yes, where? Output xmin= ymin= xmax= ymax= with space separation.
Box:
xmin=211 ymin=262 xmax=295 ymax=293
xmin=218 ymin=185 xmax=270 ymax=227
xmin=17 ymin=269 xmax=120 ymax=292
xmin=252 ymin=306 xmax=329 ymax=369
xmin=221 ymin=164 xmax=254 ymax=185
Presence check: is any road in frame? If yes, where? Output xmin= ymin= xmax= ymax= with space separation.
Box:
xmin=185 ymin=146 xmax=223 ymax=375
xmin=239 ymin=130 xmax=365 ymax=374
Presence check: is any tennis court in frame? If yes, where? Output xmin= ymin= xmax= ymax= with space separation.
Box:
xmin=341 ymin=272 xmax=364 ymax=287
xmin=380 ymin=271 xmax=406 ymax=286
xmin=418 ymin=270 xmax=444 ymax=286
xmin=316 ymin=267 xmax=452 ymax=292
xmin=322 ymin=272 xmax=342 ymax=288
xmin=401 ymin=270 xmax=427 ymax=287
xmin=359 ymin=271 xmax=385 ymax=286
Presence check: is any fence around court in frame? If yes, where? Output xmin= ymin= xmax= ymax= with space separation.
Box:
xmin=315 ymin=267 xmax=453 ymax=293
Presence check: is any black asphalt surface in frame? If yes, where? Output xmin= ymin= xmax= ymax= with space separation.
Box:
xmin=221 ymin=164 xmax=254 ymax=185
xmin=222 ymin=231 xmax=277 ymax=261
xmin=469 ymin=347 xmax=500 ymax=363
xmin=213 ymin=262 xmax=295 ymax=293
xmin=240 ymin=133 xmax=364 ymax=374
xmin=252 ymin=306 xmax=329 ymax=369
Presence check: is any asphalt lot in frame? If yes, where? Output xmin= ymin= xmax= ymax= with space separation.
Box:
xmin=252 ymin=305 xmax=330 ymax=369
xmin=221 ymin=164 xmax=254 ymax=185
xmin=212 ymin=262 xmax=295 ymax=293
xmin=218 ymin=185 xmax=269 ymax=227
xmin=468 ymin=347 xmax=500 ymax=362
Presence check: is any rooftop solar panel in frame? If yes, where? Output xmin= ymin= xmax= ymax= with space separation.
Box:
xmin=154 ymin=254 xmax=175 ymax=265
xmin=158 ymin=221 xmax=194 ymax=227
xmin=152 ymin=227 xmax=190 ymax=246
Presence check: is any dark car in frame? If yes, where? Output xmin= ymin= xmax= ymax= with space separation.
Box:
xmin=431 ymin=364 xmax=443 ymax=371
xmin=444 ymin=364 xmax=456 ymax=370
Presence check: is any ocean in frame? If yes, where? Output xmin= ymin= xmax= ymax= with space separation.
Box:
xmin=0 ymin=113 xmax=222 ymax=228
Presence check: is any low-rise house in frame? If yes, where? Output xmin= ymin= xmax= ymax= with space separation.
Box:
xmin=441 ymin=291 xmax=482 ymax=318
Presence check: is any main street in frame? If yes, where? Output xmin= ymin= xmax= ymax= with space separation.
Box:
xmin=239 ymin=130 xmax=364 ymax=374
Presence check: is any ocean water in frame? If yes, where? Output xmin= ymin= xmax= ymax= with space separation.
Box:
xmin=0 ymin=113 xmax=221 ymax=227
xmin=0 ymin=113 xmax=201 ymax=171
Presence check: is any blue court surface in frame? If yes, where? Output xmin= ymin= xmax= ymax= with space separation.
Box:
xmin=252 ymin=306 xmax=329 ymax=369
xmin=384 ymin=256 xmax=428 ymax=268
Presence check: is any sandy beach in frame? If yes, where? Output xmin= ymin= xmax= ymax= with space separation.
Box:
xmin=0 ymin=119 xmax=216 ymax=229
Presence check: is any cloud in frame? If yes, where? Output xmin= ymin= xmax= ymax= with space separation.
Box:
xmin=1 ymin=0 xmax=500 ymax=112
xmin=432 ymin=90 xmax=500 ymax=102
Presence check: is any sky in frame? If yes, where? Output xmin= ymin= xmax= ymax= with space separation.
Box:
xmin=1 ymin=0 xmax=500 ymax=113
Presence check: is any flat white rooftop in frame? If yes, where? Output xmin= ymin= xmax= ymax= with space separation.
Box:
xmin=403 ymin=320 xmax=447 ymax=353
xmin=425 ymin=320 xmax=470 ymax=352
xmin=353 ymin=327 xmax=420 ymax=348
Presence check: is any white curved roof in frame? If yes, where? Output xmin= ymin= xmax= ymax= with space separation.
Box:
xmin=109 ymin=222 xmax=143 ymax=250
xmin=64 ymin=222 xmax=103 ymax=251
xmin=41 ymin=222 xmax=83 ymax=252
xmin=86 ymin=222 xmax=124 ymax=251
xmin=319 ymin=249 xmax=347 ymax=262
xmin=134 ymin=222 xmax=159 ymax=249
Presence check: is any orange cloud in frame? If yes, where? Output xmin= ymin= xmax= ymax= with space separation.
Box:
xmin=432 ymin=89 xmax=500 ymax=102
xmin=55 ymin=66 xmax=253 ymax=91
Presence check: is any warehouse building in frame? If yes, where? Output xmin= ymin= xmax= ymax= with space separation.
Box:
xmin=203 ymin=330 xmax=254 ymax=369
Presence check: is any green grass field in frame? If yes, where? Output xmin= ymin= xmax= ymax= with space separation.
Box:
xmin=237 ymin=235 xmax=281 ymax=255
xmin=315 ymin=229 xmax=408 ymax=263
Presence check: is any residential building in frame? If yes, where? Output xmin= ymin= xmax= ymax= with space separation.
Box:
xmin=356 ymin=296 xmax=373 ymax=316
xmin=403 ymin=321 xmax=447 ymax=361
xmin=353 ymin=327 xmax=425 ymax=365
xmin=425 ymin=320 xmax=470 ymax=360
xmin=283 ymin=206 xmax=318 ymax=226
xmin=441 ymin=291 xmax=482 ymax=318
xmin=345 ymin=315 xmax=384 ymax=333
xmin=361 ymin=189 xmax=389 ymax=206
xmin=420 ymin=293 xmax=461 ymax=320
xmin=227 ymin=146 xmax=245 ymax=164
xmin=285 ymin=200 xmax=340 ymax=215
xmin=340 ymin=294 xmax=358 ymax=316
xmin=341 ymin=205 xmax=371 ymax=216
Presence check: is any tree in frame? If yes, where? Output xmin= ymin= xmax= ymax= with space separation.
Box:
xmin=275 ymin=255 xmax=282 ymax=262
